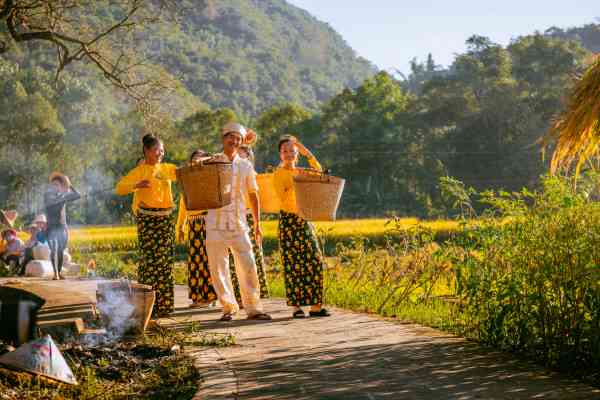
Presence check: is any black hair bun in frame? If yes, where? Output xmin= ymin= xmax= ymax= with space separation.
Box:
xmin=142 ymin=133 xmax=159 ymax=149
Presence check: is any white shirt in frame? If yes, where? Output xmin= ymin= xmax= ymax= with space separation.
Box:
xmin=205 ymin=153 xmax=258 ymax=232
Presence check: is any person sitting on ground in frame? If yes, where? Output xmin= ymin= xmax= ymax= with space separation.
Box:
xmin=0 ymin=228 xmax=25 ymax=275
xmin=21 ymin=224 xmax=40 ymax=275
xmin=32 ymin=214 xmax=49 ymax=246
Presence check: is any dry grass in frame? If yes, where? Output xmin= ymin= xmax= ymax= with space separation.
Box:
xmin=549 ymin=54 xmax=600 ymax=175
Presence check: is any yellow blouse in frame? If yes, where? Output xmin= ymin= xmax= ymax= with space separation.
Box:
xmin=273 ymin=156 xmax=322 ymax=213
xmin=131 ymin=192 xmax=140 ymax=215
xmin=115 ymin=163 xmax=177 ymax=209
xmin=175 ymin=197 xmax=206 ymax=240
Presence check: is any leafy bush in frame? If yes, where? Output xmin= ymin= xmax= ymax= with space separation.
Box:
xmin=457 ymin=176 xmax=600 ymax=379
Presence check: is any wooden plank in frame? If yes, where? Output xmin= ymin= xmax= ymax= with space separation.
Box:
xmin=38 ymin=318 xmax=85 ymax=334
xmin=0 ymin=278 xmax=100 ymax=333
xmin=37 ymin=306 xmax=97 ymax=323
xmin=0 ymin=278 xmax=96 ymax=309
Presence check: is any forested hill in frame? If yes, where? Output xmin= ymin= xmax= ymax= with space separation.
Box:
xmin=546 ymin=23 xmax=600 ymax=53
xmin=1 ymin=0 xmax=376 ymax=117
xmin=150 ymin=0 xmax=377 ymax=116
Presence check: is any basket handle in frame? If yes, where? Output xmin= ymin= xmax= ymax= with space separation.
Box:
xmin=298 ymin=168 xmax=332 ymax=182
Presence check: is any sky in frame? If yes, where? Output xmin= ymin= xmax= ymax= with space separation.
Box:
xmin=287 ymin=1 xmax=598 ymax=75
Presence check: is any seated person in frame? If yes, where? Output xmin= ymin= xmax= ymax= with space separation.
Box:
xmin=0 ymin=228 xmax=25 ymax=274
xmin=21 ymin=224 xmax=41 ymax=275
xmin=33 ymin=214 xmax=48 ymax=245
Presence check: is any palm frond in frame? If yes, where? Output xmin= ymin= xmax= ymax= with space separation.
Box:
xmin=549 ymin=55 xmax=600 ymax=175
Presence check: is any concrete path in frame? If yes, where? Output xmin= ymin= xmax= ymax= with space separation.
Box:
xmin=161 ymin=291 xmax=600 ymax=400
xmin=5 ymin=278 xmax=595 ymax=399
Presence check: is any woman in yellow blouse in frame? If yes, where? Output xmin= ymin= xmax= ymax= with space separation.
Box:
xmin=274 ymin=135 xmax=330 ymax=318
xmin=175 ymin=149 xmax=219 ymax=308
xmin=115 ymin=134 xmax=177 ymax=317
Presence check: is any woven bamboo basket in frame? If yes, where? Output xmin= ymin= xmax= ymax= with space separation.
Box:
xmin=293 ymin=171 xmax=345 ymax=221
xmin=256 ymin=173 xmax=281 ymax=213
xmin=176 ymin=161 xmax=232 ymax=210
xmin=96 ymin=282 xmax=155 ymax=334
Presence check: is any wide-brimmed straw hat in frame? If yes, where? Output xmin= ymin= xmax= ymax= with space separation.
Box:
xmin=0 ymin=209 xmax=18 ymax=228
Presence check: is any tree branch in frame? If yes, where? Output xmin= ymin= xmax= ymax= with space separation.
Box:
xmin=0 ymin=0 xmax=14 ymax=20
xmin=7 ymin=10 xmax=71 ymax=61
xmin=2 ymin=0 xmax=180 ymax=113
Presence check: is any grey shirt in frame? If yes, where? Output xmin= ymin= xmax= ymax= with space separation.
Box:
xmin=44 ymin=185 xmax=81 ymax=228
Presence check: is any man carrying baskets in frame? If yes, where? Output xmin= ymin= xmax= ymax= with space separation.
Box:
xmin=204 ymin=122 xmax=272 ymax=322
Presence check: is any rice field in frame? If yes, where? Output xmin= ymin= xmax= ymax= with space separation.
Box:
xmin=68 ymin=218 xmax=462 ymax=254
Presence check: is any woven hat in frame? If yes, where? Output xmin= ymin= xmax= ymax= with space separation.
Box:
xmin=33 ymin=214 xmax=47 ymax=224
xmin=0 ymin=210 xmax=18 ymax=228
xmin=222 ymin=122 xmax=247 ymax=139
xmin=48 ymin=172 xmax=69 ymax=185
xmin=0 ymin=335 xmax=78 ymax=385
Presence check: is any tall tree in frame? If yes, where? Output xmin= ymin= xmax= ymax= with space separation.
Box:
xmin=318 ymin=72 xmax=431 ymax=215
xmin=254 ymin=103 xmax=314 ymax=170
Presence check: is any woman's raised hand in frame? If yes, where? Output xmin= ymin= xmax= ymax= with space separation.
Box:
xmin=62 ymin=175 xmax=72 ymax=189
xmin=245 ymin=129 xmax=257 ymax=145
xmin=295 ymin=141 xmax=312 ymax=158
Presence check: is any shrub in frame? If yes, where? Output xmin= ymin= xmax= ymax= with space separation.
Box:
xmin=457 ymin=176 xmax=600 ymax=378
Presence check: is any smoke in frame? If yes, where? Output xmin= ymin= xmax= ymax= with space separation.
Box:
xmin=95 ymin=280 xmax=137 ymax=340
xmin=73 ymin=279 xmax=140 ymax=348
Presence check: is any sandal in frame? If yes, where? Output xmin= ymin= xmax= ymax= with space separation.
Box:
xmin=219 ymin=312 xmax=235 ymax=322
xmin=247 ymin=313 xmax=272 ymax=321
xmin=309 ymin=308 xmax=331 ymax=317
xmin=293 ymin=309 xmax=306 ymax=319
